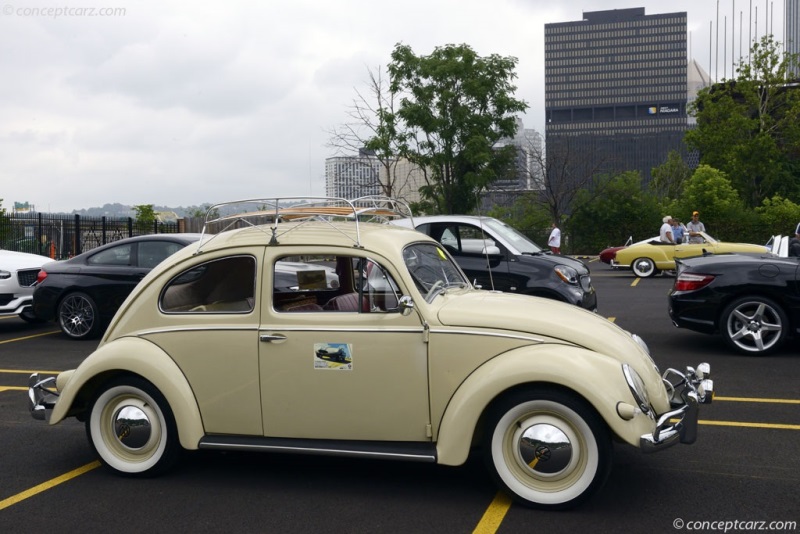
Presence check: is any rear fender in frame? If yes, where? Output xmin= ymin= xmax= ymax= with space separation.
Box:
xmin=50 ymin=336 xmax=204 ymax=450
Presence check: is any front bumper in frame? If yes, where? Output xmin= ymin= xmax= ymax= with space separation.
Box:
xmin=640 ymin=363 xmax=713 ymax=453
xmin=28 ymin=373 xmax=59 ymax=421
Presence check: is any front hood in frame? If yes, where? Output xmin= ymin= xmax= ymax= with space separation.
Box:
xmin=517 ymin=253 xmax=589 ymax=273
xmin=436 ymin=290 xmax=653 ymax=368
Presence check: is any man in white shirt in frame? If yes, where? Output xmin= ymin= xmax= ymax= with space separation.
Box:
xmin=659 ymin=216 xmax=674 ymax=244
xmin=548 ymin=223 xmax=561 ymax=254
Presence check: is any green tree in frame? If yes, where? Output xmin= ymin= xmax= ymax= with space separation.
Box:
xmin=685 ymin=36 xmax=800 ymax=207
xmin=0 ymin=199 xmax=9 ymax=244
xmin=649 ymin=150 xmax=692 ymax=202
xmin=672 ymin=165 xmax=748 ymax=240
xmin=388 ymin=43 xmax=528 ymax=214
xmin=569 ymin=171 xmax=661 ymax=254
xmin=133 ymin=204 xmax=156 ymax=234
xmin=755 ymin=195 xmax=800 ymax=236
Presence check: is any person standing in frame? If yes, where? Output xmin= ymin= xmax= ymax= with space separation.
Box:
xmin=686 ymin=211 xmax=706 ymax=244
xmin=672 ymin=218 xmax=685 ymax=244
xmin=659 ymin=216 xmax=674 ymax=244
xmin=548 ymin=223 xmax=561 ymax=254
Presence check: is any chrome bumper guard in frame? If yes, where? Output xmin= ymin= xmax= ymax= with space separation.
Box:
xmin=28 ymin=373 xmax=59 ymax=422
xmin=640 ymin=363 xmax=713 ymax=453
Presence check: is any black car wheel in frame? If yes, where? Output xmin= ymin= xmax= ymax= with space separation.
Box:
xmin=58 ymin=291 xmax=102 ymax=340
xmin=483 ymin=387 xmax=612 ymax=510
xmin=631 ymin=257 xmax=658 ymax=278
xmin=721 ymin=296 xmax=788 ymax=355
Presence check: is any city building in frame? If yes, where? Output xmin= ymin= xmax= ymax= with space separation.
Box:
xmin=544 ymin=8 xmax=692 ymax=185
xmin=492 ymin=118 xmax=545 ymax=191
xmin=786 ymin=0 xmax=800 ymax=71
xmin=324 ymin=149 xmax=382 ymax=199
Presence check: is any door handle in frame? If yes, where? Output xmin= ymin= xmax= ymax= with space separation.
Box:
xmin=260 ymin=333 xmax=287 ymax=343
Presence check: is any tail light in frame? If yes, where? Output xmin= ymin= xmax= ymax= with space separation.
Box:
xmin=35 ymin=270 xmax=48 ymax=284
xmin=674 ymin=272 xmax=715 ymax=291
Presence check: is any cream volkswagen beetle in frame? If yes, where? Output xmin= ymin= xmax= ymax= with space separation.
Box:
xmin=29 ymin=197 xmax=713 ymax=510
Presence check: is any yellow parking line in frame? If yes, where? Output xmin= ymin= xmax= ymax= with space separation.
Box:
xmin=0 ymin=386 xmax=28 ymax=392
xmin=0 ymin=461 xmax=101 ymax=511
xmin=0 ymin=330 xmax=60 ymax=344
xmin=630 ymin=278 xmax=640 ymax=287
xmin=699 ymin=420 xmax=800 ymax=430
xmin=714 ymin=396 xmax=800 ymax=404
xmin=473 ymin=491 xmax=513 ymax=534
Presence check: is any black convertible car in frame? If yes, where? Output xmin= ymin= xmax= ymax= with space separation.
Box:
xmin=668 ymin=248 xmax=800 ymax=355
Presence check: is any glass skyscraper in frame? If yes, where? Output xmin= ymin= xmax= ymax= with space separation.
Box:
xmin=544 ymin=8 xmax=690 ymax=184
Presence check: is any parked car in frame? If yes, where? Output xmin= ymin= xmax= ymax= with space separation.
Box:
xmin=668 ymin=239 xmax=799 ymax=355
xmin=614 ymin=232 xmax=770 ymax=277
xmin=0 ymin=249 xmax=49 ymax=321
xmin=29 ymin=198 xmax=713 ymax=510
xmin=598 ymin=236 xmax=658 ymax=268
xmin=393 ymin=215 xmax=597 ymax=311
xmin=32 ymin=233 xmax=204 ymax=339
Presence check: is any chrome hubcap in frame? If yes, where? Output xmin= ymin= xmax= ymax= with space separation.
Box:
xmin=113 ymin=405 xmax=152 ymax=449
xmin=514 ymin=420 xmax=573 ymax=476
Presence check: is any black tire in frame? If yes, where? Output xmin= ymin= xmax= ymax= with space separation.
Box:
xmin=631 ymin=257 xmax=657 ymax=278
xmin=483 ymin=387 xmax=612 ymax=510
xmin=86 ymin=376 xmax=181 ymax=476
xmin=57 ymin=292 xmax=102 ymax=340
xmin=720 ymin=296 xmax=788 ymax=355
xmin=18 ymin=308 xmax=44 ymax=323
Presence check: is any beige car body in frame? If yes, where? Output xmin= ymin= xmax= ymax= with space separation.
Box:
xmin=30 ymin=199 xmax=712 ymax=509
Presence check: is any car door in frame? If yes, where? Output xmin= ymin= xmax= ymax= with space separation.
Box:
xmin=258 ymin=251 xmax=431 ymax=441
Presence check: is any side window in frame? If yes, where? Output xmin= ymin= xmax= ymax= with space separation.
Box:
xmin=272 ymin=255 xmax=401 ymax=313
xmin=138 ymin=241 xmax=183 ymax=269
xmin=88 ymin=243 xmax=133 ymax=266
xmin=457 ymin=225 xmax=497 ymax=255
xmin=160 ymin=255 xmax=256 ymax=313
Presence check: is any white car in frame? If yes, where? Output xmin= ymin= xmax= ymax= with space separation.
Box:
xmin=0 ymin=249 xmax=49 ymax=321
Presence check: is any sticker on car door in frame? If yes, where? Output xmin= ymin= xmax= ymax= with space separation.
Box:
xmin=313 ymin=343 xmax=353 ymax=370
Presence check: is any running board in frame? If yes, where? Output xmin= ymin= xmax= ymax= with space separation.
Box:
xmin=198 ymin=435 xmax=437 ymax=463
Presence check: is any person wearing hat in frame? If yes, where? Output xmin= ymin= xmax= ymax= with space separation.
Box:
xmin=686 ymin=211 xmax=705 ymax=244
xmin=789 ymin=223 xmax=800 ymax=257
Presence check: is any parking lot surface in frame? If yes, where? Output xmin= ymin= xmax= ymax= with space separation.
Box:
xmin=1 ymin=261 xmax=798 ymax=533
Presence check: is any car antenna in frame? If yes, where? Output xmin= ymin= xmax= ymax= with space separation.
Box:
xmin=474 ymin=191 xmax=496 ymax=291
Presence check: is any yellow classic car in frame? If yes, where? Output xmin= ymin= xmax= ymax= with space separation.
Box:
xmin=28 ymin=197 xmax=713 ymax=510
xmin=614 ymin=232 xmax=770 ymax=277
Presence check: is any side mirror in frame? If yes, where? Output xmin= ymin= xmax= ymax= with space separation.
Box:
xmin=398 ymin=295 xmax=415 ymax=316
xmin=483 ymin=245 xmax=502 ymax=256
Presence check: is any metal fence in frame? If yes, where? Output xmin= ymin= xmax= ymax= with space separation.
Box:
xmin=0 ymin=212 xmax=181 ymax=260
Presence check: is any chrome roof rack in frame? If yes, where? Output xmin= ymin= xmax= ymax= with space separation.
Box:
xmin=193 ymin=196 xmax=414 ymax=254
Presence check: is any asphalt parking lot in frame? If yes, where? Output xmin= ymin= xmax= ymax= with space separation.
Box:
xmin=1 ymin=260 xmax=798 ymax=533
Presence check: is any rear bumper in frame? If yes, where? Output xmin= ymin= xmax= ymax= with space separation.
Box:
xmin=28 ymin=373 xmax=59 ymax=422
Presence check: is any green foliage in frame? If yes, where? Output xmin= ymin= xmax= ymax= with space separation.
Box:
xmin=568 ymin=171 xmax=662 ymax=253
xmin=133 ymin=204 xmax=156 ymax=234
xmin=0 ymin=198 xmax=9 ymax=243
xmin=487 ymin=193 xmax=552 ymax=245
xmin=755 ymin=195 xmax=800 ymax=236
xmin=685 ymin=36 xmax=800 ymax=207
xmin=649 ymin=150 xmax=691 ymax=202
xmin=187 ymin=204 xmax=220 ymax=220
xmin=387 ymin=43 xmax=528 ymax=214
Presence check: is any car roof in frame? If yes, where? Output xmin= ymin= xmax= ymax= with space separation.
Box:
xmin=394 ymin=214 xmax=497 ymax=227
xmin=66 ymin=233 xmax=205 ymax=261
xmin=192 ymin=221 xmax=434 ymax=257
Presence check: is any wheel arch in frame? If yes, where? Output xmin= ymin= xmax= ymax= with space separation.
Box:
xmin=434 ymin=345 xmax=653 ymax=466
xmin=50 ymin=336 xmax=204 ymax=451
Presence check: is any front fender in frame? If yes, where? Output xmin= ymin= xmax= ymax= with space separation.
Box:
xmin=435 ymin=344 xmax=655 ymax=465
xmin=50 ymin=336 xmax=204 ymax=451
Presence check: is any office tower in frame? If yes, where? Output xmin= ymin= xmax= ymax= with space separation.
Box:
xmin=324 ymin=149 xmax=382 ymax=199
xmin=544 ymin=8 xmax=690 ymax=186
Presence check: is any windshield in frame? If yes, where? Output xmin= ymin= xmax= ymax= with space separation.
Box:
xmin=403 ymin=243 xmax=469 ymax=301
xmin=482 ymin=218 xmax=543 ymax=254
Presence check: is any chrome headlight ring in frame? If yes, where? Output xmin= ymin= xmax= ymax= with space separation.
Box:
xmin=622 ymin=364 xmax=651 ymax=414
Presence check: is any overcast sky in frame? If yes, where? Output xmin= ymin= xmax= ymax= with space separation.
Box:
xmin=0 ymin=0 xmax=787 ymax=212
